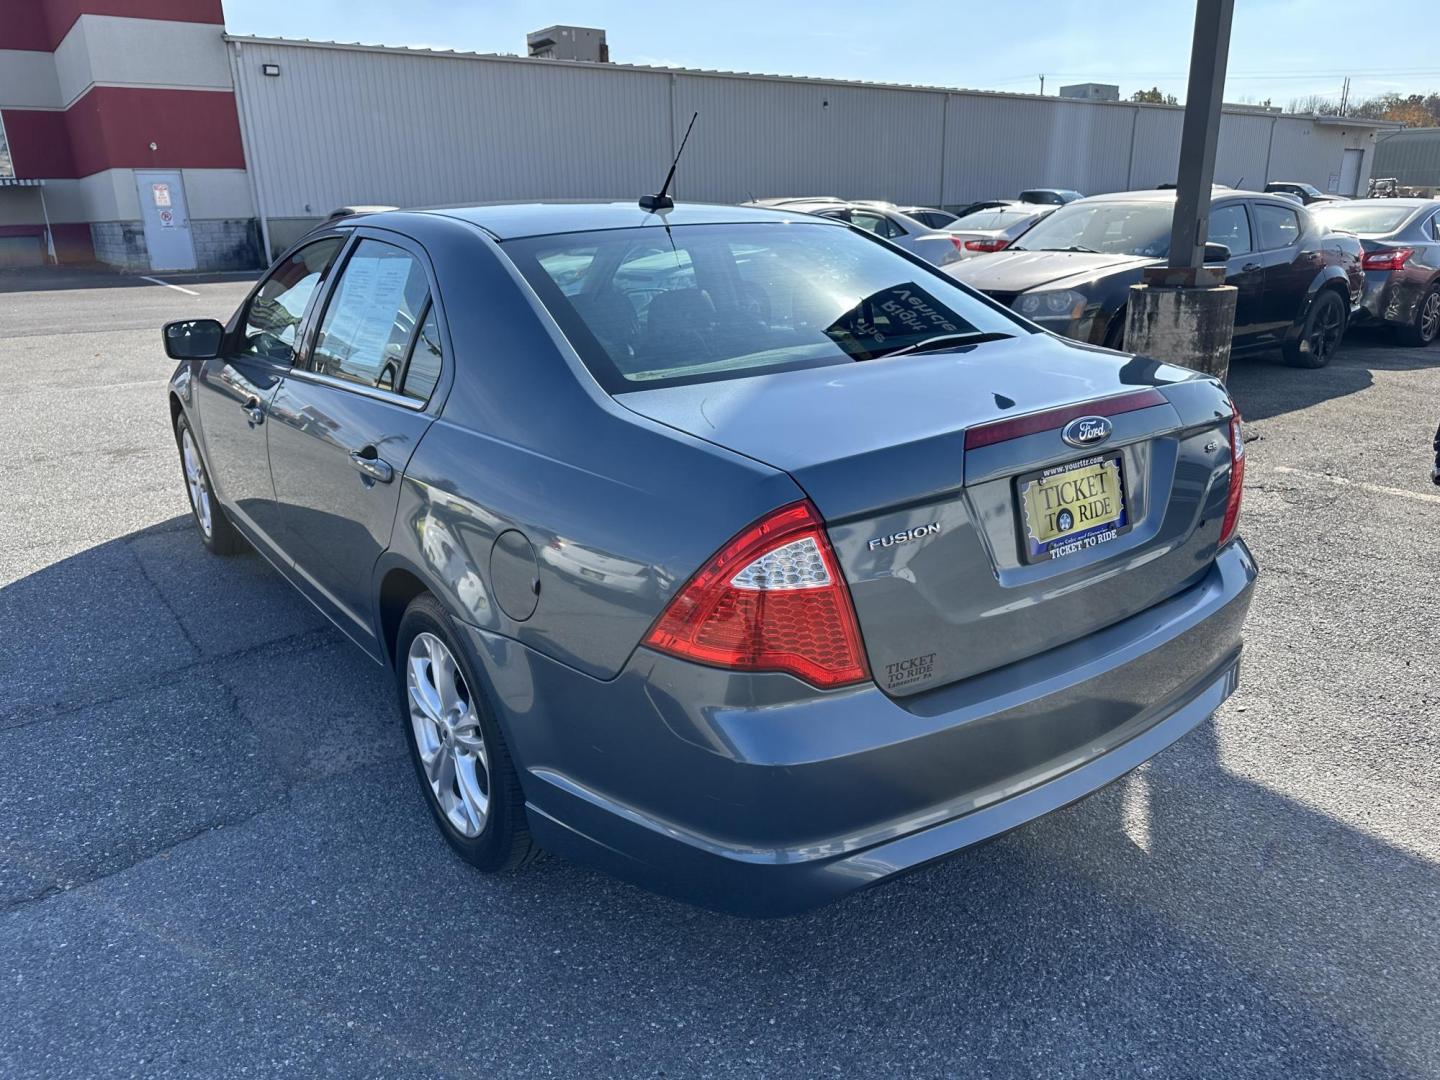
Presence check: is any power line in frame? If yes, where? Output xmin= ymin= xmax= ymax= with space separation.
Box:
xmin=987 ymin=67 xmax=1440 ymax=85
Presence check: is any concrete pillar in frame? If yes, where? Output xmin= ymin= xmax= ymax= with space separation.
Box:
xmin=1126 ymin=282 xmax=1238 ymax=381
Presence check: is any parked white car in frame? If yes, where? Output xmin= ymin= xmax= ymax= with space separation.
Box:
xmin=743 ymin=198 xmax=966 ymax=266
xmin=944 ymin=203 xmax=1058 ymax=260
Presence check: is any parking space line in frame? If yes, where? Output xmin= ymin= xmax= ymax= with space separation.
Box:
xmin=1271 ymin=466 xmax=1440 ymax=506
xmin=140 ymin=276 xmax=200 ymax=296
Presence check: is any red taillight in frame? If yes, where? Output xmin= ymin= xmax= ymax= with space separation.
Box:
xmin=1361 ymin=246 xmax=1414 ymax=271
xmin=642 ymin=501 xmax=870 ymax=689
xmin=1219 ymin=407 xmax=1245 ymax=546
xmin=964 ymin=238 xmax=1009 ymax=252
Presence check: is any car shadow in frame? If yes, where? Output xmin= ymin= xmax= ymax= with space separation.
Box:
xmin=1 ymin=518 xmax=1434 ymax=1076
xmin=1228 ymin=336 xmax=1438 ymax=422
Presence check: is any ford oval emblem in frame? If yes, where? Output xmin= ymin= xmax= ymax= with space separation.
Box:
xmin=1061 ymin=415 xmax=1113 ymax=448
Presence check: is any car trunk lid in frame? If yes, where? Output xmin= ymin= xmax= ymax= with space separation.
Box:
xmin=617 ymin=335 xmax=1238 ymax=695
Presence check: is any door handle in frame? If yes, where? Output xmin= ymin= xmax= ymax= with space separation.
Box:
xmin=242 ymin=397 xmax=265 ymax=426
xmin=1242 ymin=262 xmax=1261 ymax=273
xmin=349 ymin=447 xmax=394 ymax=483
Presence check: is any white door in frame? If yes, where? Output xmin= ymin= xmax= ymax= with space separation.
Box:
xmin=134 ymin=170 xmax=196 ymax=271
xmin=1338 ymin=149 xmax=1365 ymax=197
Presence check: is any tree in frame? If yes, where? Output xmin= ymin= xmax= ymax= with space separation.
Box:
xmin=1131 ymin=86 xmax=1178 ymax=106
xmin=1291 ymin=89 xmax=1440 ymax=126
xmin=1287 ymin=94 xmax=1341 ymax=116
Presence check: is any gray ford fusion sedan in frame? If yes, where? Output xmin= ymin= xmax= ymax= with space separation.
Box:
xmin=162 ymin=202 xmax=1256 ymax=916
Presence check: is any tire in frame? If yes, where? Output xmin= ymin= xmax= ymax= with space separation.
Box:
xmin=1398 ymin=285 xmax=1440 ymax=348
xmin=175 ymin=413 xmax=244 ymax=555
xmin=395 ymin=593 xmax=538 ymax=872
xmin=1284 ymin=289 xmax=1347 ymax=369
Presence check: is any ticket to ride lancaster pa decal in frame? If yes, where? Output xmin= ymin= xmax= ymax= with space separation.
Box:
xmin=1019 ymin=452 xmax=1130 ymax=563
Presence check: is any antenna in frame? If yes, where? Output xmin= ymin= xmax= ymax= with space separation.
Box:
xmin=640 ymin=111 xmax=699 ymax=212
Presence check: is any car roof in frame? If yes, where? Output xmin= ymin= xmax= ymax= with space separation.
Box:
xmin=1078 ymin=188 xmax=1288 ymax=206
xmin=408 ymin=200 xmax=848 ymax=240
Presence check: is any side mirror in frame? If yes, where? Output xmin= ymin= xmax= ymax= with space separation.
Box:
xmin=1203 ymin=242 xmax=1231 ymax=264
xmin=163 ymin=318 xmax=224 ymax=361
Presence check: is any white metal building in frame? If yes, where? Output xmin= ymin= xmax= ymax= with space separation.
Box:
xmin=0 ymin=3 xmax=1396 ymax=271
xmin=227 ymin=36 xmax=1394 ymax=258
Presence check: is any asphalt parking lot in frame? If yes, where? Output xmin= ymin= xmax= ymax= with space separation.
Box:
xmin=2 ymin=268 xmax=1437 ymax=1079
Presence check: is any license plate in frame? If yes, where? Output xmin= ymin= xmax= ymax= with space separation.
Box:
xmin=1017 ymin=452 xmax=1130 ymax=563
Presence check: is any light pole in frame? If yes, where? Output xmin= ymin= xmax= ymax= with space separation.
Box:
xmin=1125 ymin=0 xmax=1240 ymax=380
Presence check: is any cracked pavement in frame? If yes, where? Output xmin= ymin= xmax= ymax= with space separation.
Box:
xmin=1 ymin=269 xmax=1437 ymax=1078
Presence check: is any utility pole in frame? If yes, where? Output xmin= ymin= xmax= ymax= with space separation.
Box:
xmin=1339 ymin=76 xmax=1350 ymax=116
xmin=1124 ymin=0 xmax=1239 ymax=380
xmin=1167 ymin=0 xmax=1234 ymax=272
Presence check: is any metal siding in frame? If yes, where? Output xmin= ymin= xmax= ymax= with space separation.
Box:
xmin=942 ymin=96 xmax=1135 ymax=205
xmin=1267 ymin=119 xmax=1373 ymax=193
xmin=670 ymin=74 xmax=947 ymax=205
xmin=1213 ymin=113 xmax=1273 ymax=189
xmin=234 ymin=41 xmax=671 ymax=217
xmin=1129 ymin=108 xmax=1184 ymax=189
xmin=231 ymin=39 xmax=1385 ymax=221
xmin=1374 ymin=130 xmax=1440 ymax=187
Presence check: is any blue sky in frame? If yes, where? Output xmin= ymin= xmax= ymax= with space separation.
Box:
xmin=222 ymin=0 xmax=1440 ymax=108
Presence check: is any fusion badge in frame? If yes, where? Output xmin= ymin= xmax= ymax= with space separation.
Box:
xmin=868 ymin=522 xmax=940 ymax=551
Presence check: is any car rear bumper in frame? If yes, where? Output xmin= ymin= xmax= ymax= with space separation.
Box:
xmin=1352 ymin=269 xmax=1428 ymax=326
xmin=457 ymin=540 xmax=1257 ymax=916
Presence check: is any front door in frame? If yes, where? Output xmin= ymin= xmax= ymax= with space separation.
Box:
xmin=195 ymin=235 xmax=346 ymax=552
xmin=134 ymin=171 xmax=196 ymax=271
xmin=267 ymin=234 xmax=444 ymax=647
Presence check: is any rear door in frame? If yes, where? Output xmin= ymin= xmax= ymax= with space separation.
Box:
xmin=1251 ymin=200 xmax=1315 ymax=341
xmin=266 ymin=230 xmax=450 ymax=650
xmin=195 ymin=234 xmax=346 ymax=553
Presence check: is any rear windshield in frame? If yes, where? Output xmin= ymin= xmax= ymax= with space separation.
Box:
xmin=1309 ymin=203 xmax=1417 ymax=235
xmin=506 ymin=222 xmax=1026 ymax=391
xmin=908 ymin=210 xmax=957 ymax=229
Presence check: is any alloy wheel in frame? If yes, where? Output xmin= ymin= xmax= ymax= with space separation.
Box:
xmin=1309 ymin=299 xmax=1343 ymax=363
xmin=406 ymin=632 xmax=489 ymax=837
xmin=181 ymin=428 xmax=213 ymax=538
xmin=1420 ymin=292 xmax=1440 ymax=343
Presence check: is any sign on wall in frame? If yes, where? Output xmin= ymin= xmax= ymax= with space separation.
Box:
xmin=152 ymin=182 xmax=173 ymax=207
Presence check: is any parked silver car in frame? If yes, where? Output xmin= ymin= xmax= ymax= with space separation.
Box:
xmin=745 ymin=198 xmax=967 ymax=265
xmin=1309 ymin=198 xmax=1440 ymax=346
xmin=944 ymin=202 xmax=1058 ymax=260
xmin=897 ymin=205 xmax=959 ymax=229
